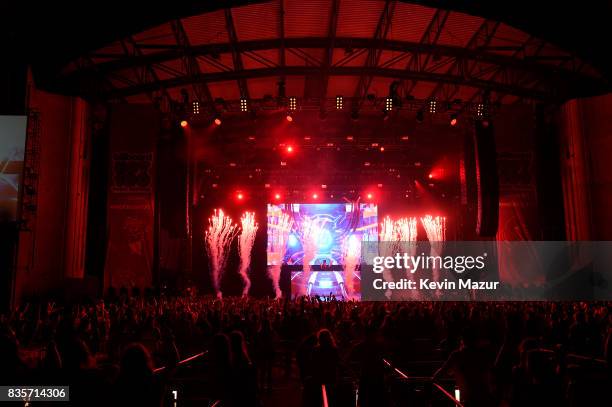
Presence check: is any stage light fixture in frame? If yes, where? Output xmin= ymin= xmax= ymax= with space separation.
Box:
xmin=192 ymin=101 xmax=200 ymax=115
xmin=385 ymin=97 xmax=393 ymax=111
xmin=476 ymin=103 xmax=487 ymax=118
xmin=213 ymin=116 xmax=222 ymax=126
xmin=286 ymin=113 xmax=293 ymax=122
xmin=346 ymin=136 xmax=354 ymax=141
xmin=428 ymin=173 xmax=434 ymax=179
xmin=429 ymin=99 xmax=437 ymax=113
xmin=416 ymin=110 xmax=424 ymax=123
xmin=401 ymin=135 xmax=409 ymax=141
xmin=286 ymin=145 xmax=294 ymax=153
xmin=367 ymin=193 xmax=373 ymax=200
xmin=289 ymin=96 xmax=297 ymax=111
xmin=380 ymin=146 xmax=385 ymax=152
xmin=240 ymin=98 xmax=248 ymax=112
xmin=336 ymin=95 xmax=343 ymax=110
xmin=274 ymin=193 xmax=281 ymax=200
xmin=312 ymin=193 xmax=319 ymax=199
xmin=180 ymin=120 xmax=188 ymax=128
xmin=450 ymin=114 xmax=458 ymax=126
xmin=237 ymin=192 xmax=244 ymax=200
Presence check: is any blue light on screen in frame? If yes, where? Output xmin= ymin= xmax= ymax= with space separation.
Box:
xmin=267 ymin=203 xmax=378 ymax=266
xmin=288 ymin=234 xmax=299 ymax=247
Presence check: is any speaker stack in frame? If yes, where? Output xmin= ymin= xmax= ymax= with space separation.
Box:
xmin=463 ymin=121 xmax=499 ymax=237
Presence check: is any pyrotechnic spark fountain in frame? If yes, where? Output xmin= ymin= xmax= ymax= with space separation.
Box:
xmin=420 ymin=215 xmax=447 ymax=294
xmin=379 ymin=216 xmax=400 ymax=299
xmin=267 ymin=212 xmax=293 ymax=298
xmin=204 ymin=209 xmax=238 ymax=298
xmin=420 ymin=215 xmax=446 ymax=244
xmin=238 ymin=212 xmax=258 ymax=296
xmin=395 ymin=217 xmax=418 ymax=299
xmin=342 ymin=235 xmax=361 ymax=298
xmin=301 ymin=216 xmax=326 ymax=296
xmin=379 ymin=216 xmax=396 ymax=242
xmin=395 ymin=217 xmax=418 ymax=243
xmin=378 ymin=216 xmax=419 ymax=299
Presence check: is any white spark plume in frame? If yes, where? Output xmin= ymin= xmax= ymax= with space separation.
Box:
xmin=420 ymin=215 xmax=446 ymax=247
xmin=379 ymin=216 xmax=396 ymax=243
xmin=342 ymin=235 xmax=361 ymax=299
xmin=395 ymin=217 xmax=418 ymax=242
xmin=396 ymin=217 xmax=418 ymax=299
xmin=420 ymin=215 xmax=447 ymax=293
xmin=238 ymin=212 xmax=258 ymax=296
xmin=267 ymin=212 xmax=293 ymax=298
xmin=379 ymin=216 xmax=418 ymax=299
xmin=204 ymin=209 xmax=238 ymax=298
xmin=378 ymin=216 xmax=398 ymax=299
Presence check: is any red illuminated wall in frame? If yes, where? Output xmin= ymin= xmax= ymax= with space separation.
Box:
xmin=15 ymin=81 xmax=90 ymax=300
xmin=103 ymin=104 xmax=159 ymax=290
xmin=558 ymin=93 xmax=612 ymax=240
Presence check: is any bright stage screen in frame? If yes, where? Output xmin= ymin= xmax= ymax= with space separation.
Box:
xmin=266 ymin=203 xmax=378 ymax=266
xmin=0 ymin=115 xmax=27 ymax=222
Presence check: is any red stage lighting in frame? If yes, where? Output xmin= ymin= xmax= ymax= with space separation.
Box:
xmin=286 ymin=114 xmax=293 ymax=122
xmin=274 ymin=193 xmax=281 ymax=200
xmin=380 ymin=146 xmax=385 ymax=152
xmin=214 ymin=117 xmax=222 ymax=126
xmin=180 ymin=120 xmax=188 ymax=128
xmin=366 ymin=193 xmax=373 ymax=200
xmin=312 ymin=193 xmax=318 ymax=199
xmin=428 ymin=173 xmax=434 ymax=179
xmin=450 ymin=114 xmax=458 ymax=126
xmin=237 ymin=192 xmax=244 ymax=201
xmin=286 ymin=145 xmax=294 ymax=153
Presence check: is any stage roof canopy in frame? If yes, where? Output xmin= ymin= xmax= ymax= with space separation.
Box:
xmin=9 ymin=0 xmax=610 ymax=110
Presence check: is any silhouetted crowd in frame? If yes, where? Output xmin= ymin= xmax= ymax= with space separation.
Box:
xmin=1 ymin=292 xmax=611 ymax=406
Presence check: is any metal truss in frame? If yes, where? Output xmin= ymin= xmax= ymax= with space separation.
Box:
xmin=92 ymin=64 xmax=592 ymax=102
xmin=170 ymin=19 xmax=214 ymax=109
xmin=426 ymin=19 xmax=500 ymax=104
xmin=58 ymin=15 xmax=607 ymax=106
xmin=182 ymin=95 xmax=492 ymax=116
xmin=118 ymin=36 xmax=174 ymax=111
xmin=352 ymin=0 xmax=397 ymax=110
xmin=320 ymin=0 xmax=340 ymax=107
xmin=225 ymin=8 xmax=250 ymax=100
xmin=401 ymin=9 xmax=450 ymax=97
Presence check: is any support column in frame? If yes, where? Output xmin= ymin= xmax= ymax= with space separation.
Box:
xmin=557 ymin=100 xmax=592 ymax=241
xmin=63 ymin=98 xmax=91 ymax=279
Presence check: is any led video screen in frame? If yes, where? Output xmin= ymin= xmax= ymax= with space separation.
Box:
xmin=267 ymin=203 xmax=378 ymax=266
xmin=0 ymin=116 xmax=27 ymax=222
